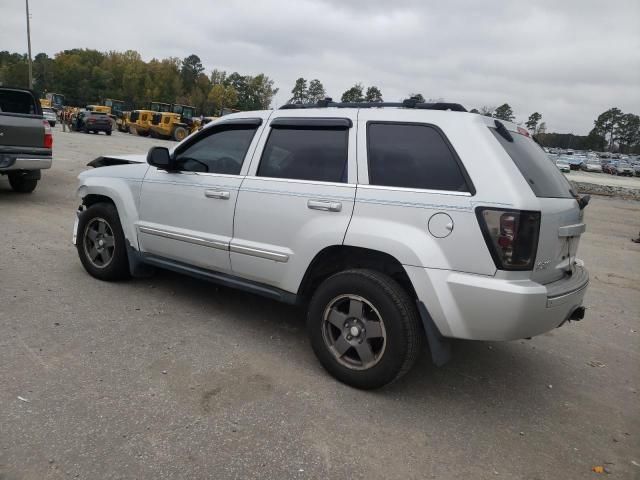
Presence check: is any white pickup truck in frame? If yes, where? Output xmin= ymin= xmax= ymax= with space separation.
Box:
xmin=0 ymin=87 xmax=53 ymax=193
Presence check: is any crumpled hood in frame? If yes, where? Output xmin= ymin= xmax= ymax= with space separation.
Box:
xmin=87 ymin=153 xmax=147 ymax=168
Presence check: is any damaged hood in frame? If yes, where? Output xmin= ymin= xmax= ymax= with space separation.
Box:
xmin=87 ymin=153 xmax=147 ymax=168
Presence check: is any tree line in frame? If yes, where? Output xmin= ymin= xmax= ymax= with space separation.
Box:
xmin=1 ymin=48 xmax=638 ymax=152
xmin=0 ymin=49 xmax=278 ymax=115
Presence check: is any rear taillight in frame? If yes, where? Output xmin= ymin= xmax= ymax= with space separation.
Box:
xmin=476 ymin=207 xmax=540 ymax=270
xmin=43 ymin=120 xmax=53 ymax=149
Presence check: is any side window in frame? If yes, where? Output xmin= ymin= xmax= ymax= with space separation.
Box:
xmin=174 ymin=125 xmax=258 ymax=175
xmin=367 ymin=123 xmax=470 ymax=192
xmin=257 ymin=127 xmax=348 ymax=183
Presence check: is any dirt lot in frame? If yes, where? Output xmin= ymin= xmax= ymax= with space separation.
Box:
xmin=1 ymin=127 xmax=639 ymax=479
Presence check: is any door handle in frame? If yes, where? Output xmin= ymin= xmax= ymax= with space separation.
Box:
xmin=307 ymin=199 xmax=342 ymax=212
xmin=204 ymin=189 xmax=230 ymax=200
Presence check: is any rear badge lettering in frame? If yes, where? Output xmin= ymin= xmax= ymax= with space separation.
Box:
xmin=535 ymin=260 xmax=551 ymax=271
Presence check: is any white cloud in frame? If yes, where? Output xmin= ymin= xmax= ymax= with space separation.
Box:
xmin=2 ymin=0 xmax=638 ymax=133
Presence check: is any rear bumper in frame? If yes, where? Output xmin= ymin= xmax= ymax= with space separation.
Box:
xmin=85 ymin=124 xmax=112 ymax=131
xmin=0 ymin=156 xmax=52 ymax=171
xmin=405 ymin=264 xmax=589 ymax=341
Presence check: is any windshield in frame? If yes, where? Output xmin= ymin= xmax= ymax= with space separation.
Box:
xmin=491 ymin=128 xmax=574 ymax=199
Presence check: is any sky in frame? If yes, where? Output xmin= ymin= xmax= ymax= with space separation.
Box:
xmin=2 ymin=0 xmax=639 ymax=134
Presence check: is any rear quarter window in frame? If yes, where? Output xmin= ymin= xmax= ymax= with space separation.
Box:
xmin=367 ymin=122 xmax=471 ymax=192
xmin=491 ymin=128 xmax=574 ymax=199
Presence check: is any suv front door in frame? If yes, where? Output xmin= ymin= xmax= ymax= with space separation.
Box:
xmin=136 ymin=117 xmax=266 ymax=273
xmin=230 ymin=111 xmax=358 ymax=293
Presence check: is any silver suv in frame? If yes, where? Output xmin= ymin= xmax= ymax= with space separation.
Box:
xmin=73 ymin=100 xmax=589 ymax=389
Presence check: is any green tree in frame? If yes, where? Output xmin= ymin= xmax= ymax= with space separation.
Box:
xmin=180 ymin=54 xmax=204 ymax=93
xmin=290 ymin=77 xmax=308 ymax=103
xmin=341 ymin=83 xmax=364 ymax=102
xmin=210 ymin=69 xmax=227 ymax=86
xmin=593 ymin=107 xmax=623 ymax=151
xmin=469 ymin=108 xmax=480 ymax=114
xmin=585 ymin=128 xmax=606 ymax=151
xmin=365 ymin=85 xmax=383 ymax=102
xmin=249 ymin=73 xmax=278 ymax=110
xmin=307 ymin=79 xmax=325 ymax=103
xmin=409 ymin=93 xmax=425 ymax=103
xmin=525 ymin=112 xmax=542 ymax=132
xmin=479 ymin=106 xmax=495 ymax=117
xmin=208 ymin=83 xmax=238 ymax=115
xmin=615 ymin=113 xmax=640 ymax=153
xmin=536 ymin=121 xmax=546 ymax=135
xmin=494 ymin=103 xmax=515 ymax=122
xmin=188 ymin=72 xmax=212 ymax=113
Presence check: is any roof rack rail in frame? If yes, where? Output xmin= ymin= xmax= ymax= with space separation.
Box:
xmin=280 ymin=97 xmax=467 ymax=112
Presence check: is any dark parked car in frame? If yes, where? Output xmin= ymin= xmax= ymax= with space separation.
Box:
xmin=75 ymin=111 xmax=112 ymax=135
xmin=602 ymin=161 xmax=618 ymax=175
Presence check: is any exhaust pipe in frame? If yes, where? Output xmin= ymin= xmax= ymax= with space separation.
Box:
xmin=569 ymin=306 xmax=585 ymax=321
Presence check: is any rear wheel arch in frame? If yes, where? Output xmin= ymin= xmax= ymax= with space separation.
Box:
xmin=298 ymin=245 xmax=418 ymax=303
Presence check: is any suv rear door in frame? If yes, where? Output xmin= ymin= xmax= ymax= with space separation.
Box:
xmin=344 ymin=109 xmax=496 ymax=276
xmin=230 ymin=110 xmax=357 ymax=293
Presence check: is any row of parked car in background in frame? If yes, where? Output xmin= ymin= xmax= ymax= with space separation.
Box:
xmin=546 ymin=148 xmax=640 ymax=177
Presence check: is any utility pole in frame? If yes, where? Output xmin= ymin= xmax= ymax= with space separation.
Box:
xmin=26 ymin=0 xmax=33 ymax=89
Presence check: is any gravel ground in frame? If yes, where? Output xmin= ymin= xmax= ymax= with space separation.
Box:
xmin=1 ymin=127 xmax=639 ymax=479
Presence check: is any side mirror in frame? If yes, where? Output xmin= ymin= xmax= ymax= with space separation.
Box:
xmin=147 ymin=146 xmax=173 ymax=171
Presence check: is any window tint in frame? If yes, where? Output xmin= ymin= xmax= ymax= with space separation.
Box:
xmin=367 ymin=123 xmax=469 ymax=192
xmin=490 ymin=128 xmax=574 ymax=199
xmin=0 ymin=89 xmax=37 ymax=114
xmin=174 ymin=126 xmax=257 ymax=175
xmin=257 ymin=127 xmax=348 ymax=182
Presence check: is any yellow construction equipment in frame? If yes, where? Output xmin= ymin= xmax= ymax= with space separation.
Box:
xmin=149 ymin=104 xmax=198 ymax=141
xmin=116 ymin=111 xmax=131 ymax=133
xmin=44 ymin=92 xmax=65 ymax=111
xmin=150 ymin=102 xmax=172 ymax=113
xmin=127 ymin=109 xmax=156 ymax=136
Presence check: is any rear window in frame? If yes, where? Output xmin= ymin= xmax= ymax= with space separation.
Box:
xmin=0 ymin=89 xmax=38 ymax=115
xmin=491 ymin=128 xmax=574 ymax=199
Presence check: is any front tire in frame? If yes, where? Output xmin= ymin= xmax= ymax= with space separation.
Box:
xmin=76 ymin=203 xmax=130 ymax=281
xmin=307 ymin=269 xmax=423 ymax=389
xmin=8 ymin=173 xmax=38 ymax=193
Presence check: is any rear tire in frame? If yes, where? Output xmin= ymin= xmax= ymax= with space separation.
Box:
xmin=307 ymin=269 xmax=423 ymax=389
xmin=8 ymin=173 xmax=38 ymax=193
xmin=76 ymin=203 xmax=130 ymax=281
xmin=173 ymin=126 xmax=188 ymax=142
xmin=106 ymin=130 xmax=112 ymax=136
